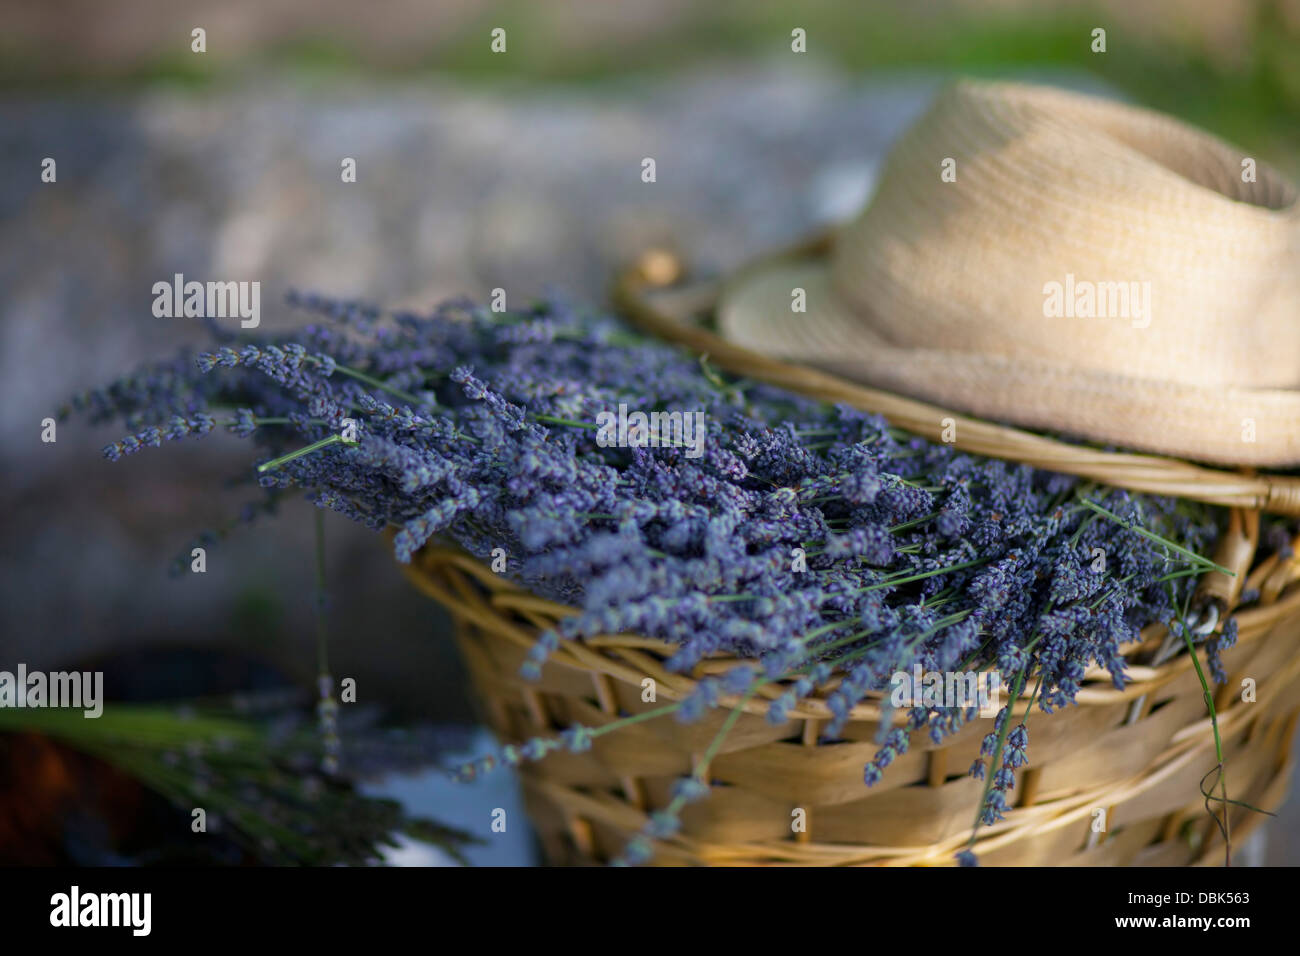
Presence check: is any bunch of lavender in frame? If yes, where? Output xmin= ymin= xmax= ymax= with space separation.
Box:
xmin=0 ymin=697 xmax=477 ymax=866
xmin=66 ymin=294 xmax=1253 ymax=864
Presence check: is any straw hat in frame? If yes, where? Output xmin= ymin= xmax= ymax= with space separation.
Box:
xmin=717 ymin=80 xmax=1300 ymax=466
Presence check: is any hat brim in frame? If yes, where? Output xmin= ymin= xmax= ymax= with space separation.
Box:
xmin=718 ymin=259 xmax=1300 ymax=467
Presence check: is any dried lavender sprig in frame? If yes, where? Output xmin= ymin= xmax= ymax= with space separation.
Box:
xmin=257 ymin=433 xmax=358 ymax=474
xmin=313 ymin=509 xmax=341 ymax=777
xmin=956 ymin=666 xmax=1028 ymax=866
xmin=1082 ymin=499 xmax=1233 ymax=575
xmin=450 ymin=701 xmax=683 ymax=782
xmin=103 ymin=413 xmax=336 ymax=460
xmin=1167 ymin=577 xmax=1241 ymax=865
xmin=614 ymin=682 xmax=767 ymax=866
xmin=307 ymin=357 xmax=428 ymax=408
xmin=70 ymin=295 xmax=1240 ymax=867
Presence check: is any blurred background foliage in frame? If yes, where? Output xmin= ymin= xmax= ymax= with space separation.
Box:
xmin=4 ymin=0 xmax=1298 ymax=170
xmin=0 ymin=692 xmax=478 ymax=865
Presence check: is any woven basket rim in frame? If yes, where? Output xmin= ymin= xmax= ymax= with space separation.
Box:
xmin=401 ymin=540 xmax=1300 ymax=722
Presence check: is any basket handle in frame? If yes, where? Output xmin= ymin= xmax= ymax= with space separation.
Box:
xmin=612 ymin=244 xmax=1300 ymax=517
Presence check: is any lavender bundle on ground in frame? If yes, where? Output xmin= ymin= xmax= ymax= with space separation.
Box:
xmin=67 ymin=294 xmax=1251 ymax=864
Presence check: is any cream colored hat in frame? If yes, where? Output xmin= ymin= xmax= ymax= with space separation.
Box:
xmin=717 ymin=80 xmax=1300 ymax=466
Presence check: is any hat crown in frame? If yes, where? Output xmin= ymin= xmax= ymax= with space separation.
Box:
xmin=830 ymin=81 xmax=1300 ymax=389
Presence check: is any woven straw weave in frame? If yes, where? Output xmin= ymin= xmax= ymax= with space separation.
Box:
xmin=401 ymin=527 xmax=1300 ymax=865
xmin=714 ymin=80 xmax=1300 ymax=467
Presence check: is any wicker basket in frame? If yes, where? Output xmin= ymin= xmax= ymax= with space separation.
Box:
xmin=399 ymin=246 xmax=1300 ymax=866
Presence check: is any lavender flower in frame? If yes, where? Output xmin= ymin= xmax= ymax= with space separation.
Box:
xmin=72 ymin=292 xmax=1248 ymax=866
